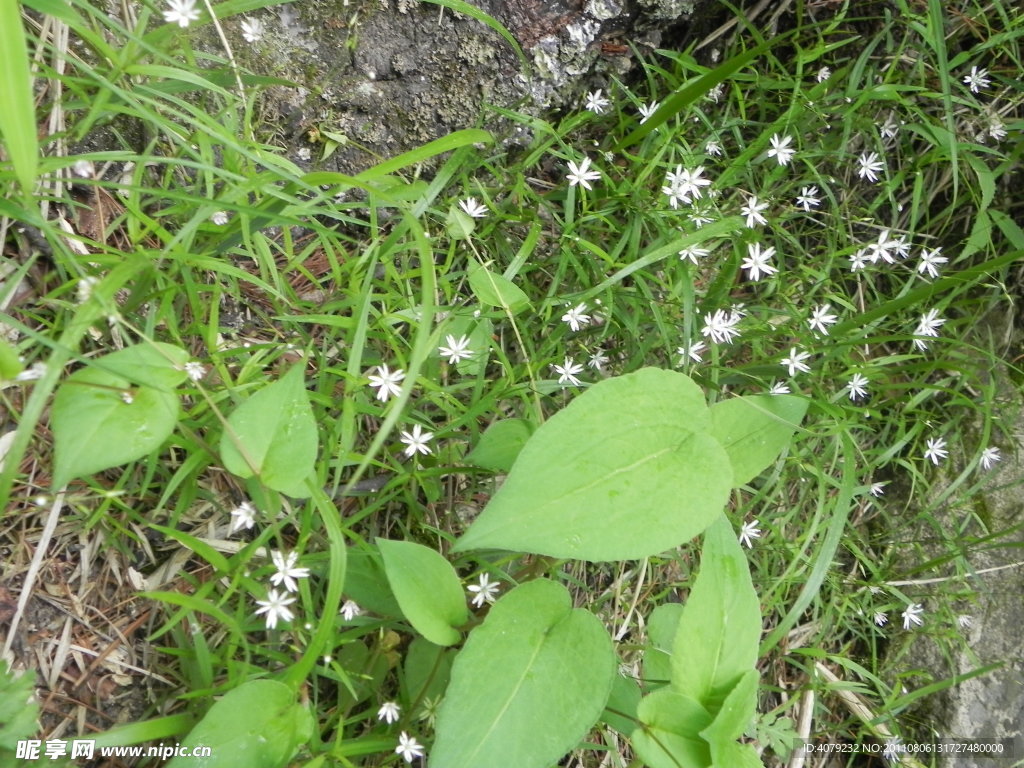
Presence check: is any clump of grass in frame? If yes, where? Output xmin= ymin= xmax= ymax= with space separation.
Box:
xmin=1 ymin=0 xmax=1022 ymax=765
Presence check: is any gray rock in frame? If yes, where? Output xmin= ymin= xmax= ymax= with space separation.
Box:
xmin=896 ymin=337 xmax=1024 ymax=766
xmin=211 ymin=0 xmax=714 ymax=174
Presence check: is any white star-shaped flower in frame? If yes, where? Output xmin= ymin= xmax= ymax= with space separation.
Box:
xmin=230 ymin=501 xmax=257 ymax=532
xmin=566 ymin=156 xmax=601 ymax=189
xmin=701 ymin=309 xmax=742 ymax=344
xmin=847 ymin=373 xmax=869 ymax=401
xmin=270 ymin=550 xmax=310 ymax=593
xmin=741 ymin=242 xmax=778 ymax=281
xmin=552 ymin=357 xmax=584 ymax=387
xmin=766 ymin=134 xmax=795 ymax=165
xmin=677 ymin=340 xmax=706 ymax=365
xmin=663 ymin=165 xmax=711 ymax=208
xmin=400 ymin=424 xmax=434 ymax=457
xmin=923 ymin=436 xmax=948 ymax=465
xmin=902 ymin=603 xmax=924 ymax=629
xmin=780 ymin=347 xmax=812 ymax=377
xmin=740 ymin=195 xmax=769 ymax=228
xmin=808 ymin=303 xmax=838 ymax=335
xmin=795 ymin=185 xmax=821 ymax=211
xmin=585 ymin=89 xmax=610 ymax=114
xmin=438 ymin=334 xmax=474 ymax=364
xmin=340 ymin=599 xmax=363 ymax=621
xmin=963 ymin=65 xmax=991 ymax=93
xmin=917 ymin=247 xmax=947 ymax=279
xmin=255 ymin=589 xmax=296 ymax=630
xmin=857 ymin=151 xmax=885 ymax=182
xmin=561 ymin=302 xmax=591 ymax=331
xmin=378 ymin=701 xmax=401 ymax=724
xmin=395 ymin=732 xmax=425 ymax=763
xmin=163 ymin=0 xmax=200 ymax=27
xmin=467 ymin=573 xmax=501 ymax=607
xmin=738 ymin=519 xmax=761 ymax=548
xmin=368 ymin=364 xmax=405 ymax=402
xmin=979 ymin=446 xmax=1001 ymax=471
xmin=240 ymin=17 xmax=264 ymax=42
xmin=678 ymin=244 xmax=710 ymax=264
xmin=638 ymin=101 xmax=659 ymax=122
xmin=458 ymin=197 xmax=488 ymax=218
xmin=912 ymin=309 xmax=946 ymax=351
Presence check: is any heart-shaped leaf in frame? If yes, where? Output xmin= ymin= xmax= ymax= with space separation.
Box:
xmin=220 ymin=366 xmax=318 ymax=497
xmin=377 ymin=539 xmax=468 ymax=646
xmin=453 ymin=368 xmax=733 ymax=561
xmin=431 ymin=579 xmax=615 ymax=768
xmin=51 ymin=344 xmax=188 ymax=486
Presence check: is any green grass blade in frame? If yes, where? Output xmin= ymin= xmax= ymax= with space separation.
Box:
xmin=0 ymin=0 xmax=39 ymax=195
xmin=616 ymin=33 xmax=789 ymax=150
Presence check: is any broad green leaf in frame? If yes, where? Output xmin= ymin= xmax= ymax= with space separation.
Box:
xmin=631 ymin=688 xmax=713 ymax=768
xmin=466 ymin=418 xmax=533 ymax=473
xmin=439 ymin=310 xmax=492 ymax=378
xmin=671 ymin=516 xmax=761 ymax=709
xmin=699 ymin=668 xmax=759 ymax=746
xmin=167 ymin=680 xmax=312 ymax=768
xmin=343 ymin=547 xmax=402 ymax=617
xmin=0 ymin=339 xmax=23 ymax=381
xmin=51 ymin=362 xmax=181 ymax=487
xmin=708 ymin=740 xmax=764 ymax=768
xmin=446 ymin=205 xmax=476 ymax=240
xmin=602 ymin=673 xmax=642 ymax=736
xmin=0 ymin=660 xmax=39 ymax=750
xmin=467 ymin=261 xmax=530 ymax=313
xmin=91 ymin=342 xmax=190 ymax=390
xmin=0 ymin=0 xmax=38 ymax=194
xmin=643 ymin=602 xmax=684 ymax=688
xmin=377 ymin=539 xmax=468 ymax=646
xmin=453 ymin=368 xmax=733 ymax=561
xmin=403 ymin=638 xmax=453 ymax=706
xmin=220 ymin=366 xmax=319 ymax=497
xmin=709 ymin=395 xmax=807 ymax=486
xmin=431 ymin=580 xmax=615 ymax=768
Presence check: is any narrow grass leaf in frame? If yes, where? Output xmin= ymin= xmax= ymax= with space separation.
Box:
xmin=0 ymin=0 xmax=38 ymax=194
xmin=616 ymin=34 xmax=787 ymax=150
